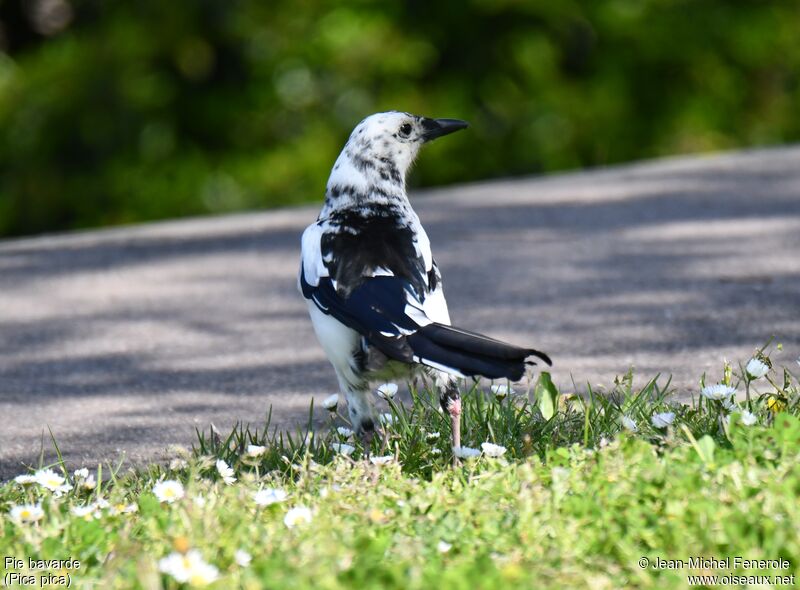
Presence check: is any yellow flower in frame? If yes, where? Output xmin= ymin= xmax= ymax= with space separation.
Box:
xmin=368 ymin=508 xmax=386 ymax=523
xmin=173 ymin=536 xmax=191 ymax=554
xmin=767 ymin=396 xmax=787 ymax=413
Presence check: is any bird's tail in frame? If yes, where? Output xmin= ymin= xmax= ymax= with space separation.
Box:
xmin=406 ymin=323 xmax=551 ymax=381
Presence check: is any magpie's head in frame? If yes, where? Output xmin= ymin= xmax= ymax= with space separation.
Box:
xmin=343 ymin=111 xmax=468 ymax=179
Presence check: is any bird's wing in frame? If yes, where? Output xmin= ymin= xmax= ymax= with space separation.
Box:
xmin=299 ymin=218 xmax=440 ymax=359
xmin=300 ymin=219 xmax=548 ymax=379
xmin=300 ymin=266 xmax=432 ymax=362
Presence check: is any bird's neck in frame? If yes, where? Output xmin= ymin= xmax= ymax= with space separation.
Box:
xmin=319 ymin=149 xmax=412 ymax=219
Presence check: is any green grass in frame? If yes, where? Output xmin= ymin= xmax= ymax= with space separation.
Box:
xmin=1 ymin=348 xmax=799 ymax=589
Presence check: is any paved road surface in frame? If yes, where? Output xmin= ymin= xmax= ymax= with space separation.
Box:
xmin=2 ymin=147 xmax=799 ymax=478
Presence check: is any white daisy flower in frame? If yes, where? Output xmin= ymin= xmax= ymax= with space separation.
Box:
xmin=722 ymin=397 xmax=737 ymax=412
xmin=376 ymin=382 xmax=398 ymax=400
xmin=193 ymin=495 xmax=207 ymax=508
xmin=379 ymin=413 xmax=397 ymax=426
xmin=158 ymin=552 xmax=190 ymax=583
xmin=283 ymin=506 xmax=313 ymax=528
xmin=621 ymin=416 xmax=638 ymax=432
xmin=253 ymin=488 xmax=287 ymax=507
xmin=182 ymin=558 xmax=219 ymax=588
xmin=701 ymin=384 xmax=737 ymax=401
xmin=480 ymin=442 xmax=507 ymax=458
xmin=651 ymin=412 xmax=675 ymax=429
xmin=740 ymin=410 xmax=758 ymax=426
xmin=215 ymin=459 xmax=237 ymax=485
xmin=186 ymin=560 xmax=220 ymax=586
xmin=72 ymin=468 xmax=97 ymax=490
xmin=94 ymin=498 xmax=110 ymax=509
xmin=245 ymin=445 xmax=267 ymax=457
xmin=106 ymin=502 xmax=134 ymax=516
xmin=158 ymin=552 xmax=190 ymax=582
xmin=158 ymin=550 xmax=219 ymax=586
xmin=169 ymin=458 xmax=188 ymax=471
xmin=430 ymin=448 xmax=442 ymax=456
xmin=331 ymin=443 xmax=355 ymax=456
xmin=52 ymin=483 xmax=73 ymax=498
xmin=491 ymin=384 xmax=514 ymax=400
xmin=745 ymin=358 xmax=769 ymax=379
xmin=71 ymin=504 xmax=97 ymax=519
xmin=425 ymin=431 xmax=441 ymax=442
xmin=369 ymin=455 xmax=394 ymax=466
xmin=153 ymin=480 xmax=185 ymax=503
xmin=437 ymin=540 xmax=452 ymax=553
xmin=336 ymin=427 xmax=354 ymax=438
xmin=321 ymin=394 xmax=339 ymax=411
xmin=14 ymin=474 xmax=37 ymax=485
xmin=234 ymin=550 xmax=252 ymax=567
xmin=10 ymin=503 xmax=44 ymax=523
xmin=453 ymin=446 xmax=481 ymax=459
xmin=34 ymin=468 xmax=69 ymax=492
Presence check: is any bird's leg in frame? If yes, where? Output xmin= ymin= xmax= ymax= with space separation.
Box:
xmin=439 ymin=381 xmax=462 ymax=466
xmin=361 ymin=427 xmax=375 ymax=456
xmin=379 ymin=427 xmax=390 ymax=454
xmin=345 ymin=388 xmax=376 ymax=457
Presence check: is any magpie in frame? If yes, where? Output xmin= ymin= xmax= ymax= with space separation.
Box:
xmin=299 ymin=111 xmax=551 ymax=456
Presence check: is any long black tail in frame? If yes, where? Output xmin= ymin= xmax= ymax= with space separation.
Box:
xmin=406 ymin=323 xmax=551 ymax=381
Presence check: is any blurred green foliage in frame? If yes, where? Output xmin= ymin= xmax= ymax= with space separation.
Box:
xmin=1 ymin=0 xmax=799 ymax=237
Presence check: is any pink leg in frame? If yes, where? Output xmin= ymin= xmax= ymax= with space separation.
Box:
xmin=440 ymin=383 xmax=462 ymax=466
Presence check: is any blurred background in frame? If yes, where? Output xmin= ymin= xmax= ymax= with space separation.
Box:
xmin=1 ymin=0 xmax=799 ymax=238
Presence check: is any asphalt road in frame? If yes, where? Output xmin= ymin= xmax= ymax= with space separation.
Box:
xmin=2 ymin=147 xmax=799 ymax=478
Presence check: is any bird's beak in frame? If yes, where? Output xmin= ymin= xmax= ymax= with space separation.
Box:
xmin=421 ymin=118 xmax=469 ymax=142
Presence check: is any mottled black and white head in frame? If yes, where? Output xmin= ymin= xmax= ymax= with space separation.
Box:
xmin=326 ymin=111 xmax=468 ymax=199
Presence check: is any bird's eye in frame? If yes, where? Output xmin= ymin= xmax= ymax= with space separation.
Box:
xmin=399 ymin=123 xmax=413 ymax=136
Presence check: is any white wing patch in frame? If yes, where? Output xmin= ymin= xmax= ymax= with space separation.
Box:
xmin=422 ymin=281 xmax=451 ymax=325
xmin=403 ymin=297 xmax=432 ymax=328
xmin=413 ymin=223 xmax=433 ymax=272
xmin=300 ymin=222 xmax=328 ymax=289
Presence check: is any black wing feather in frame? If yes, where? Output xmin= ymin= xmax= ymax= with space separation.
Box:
xmin=300 ymin=266 xmax=552 ymax=380
xmin=301 ymin=267 xmax=417 ymax=361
